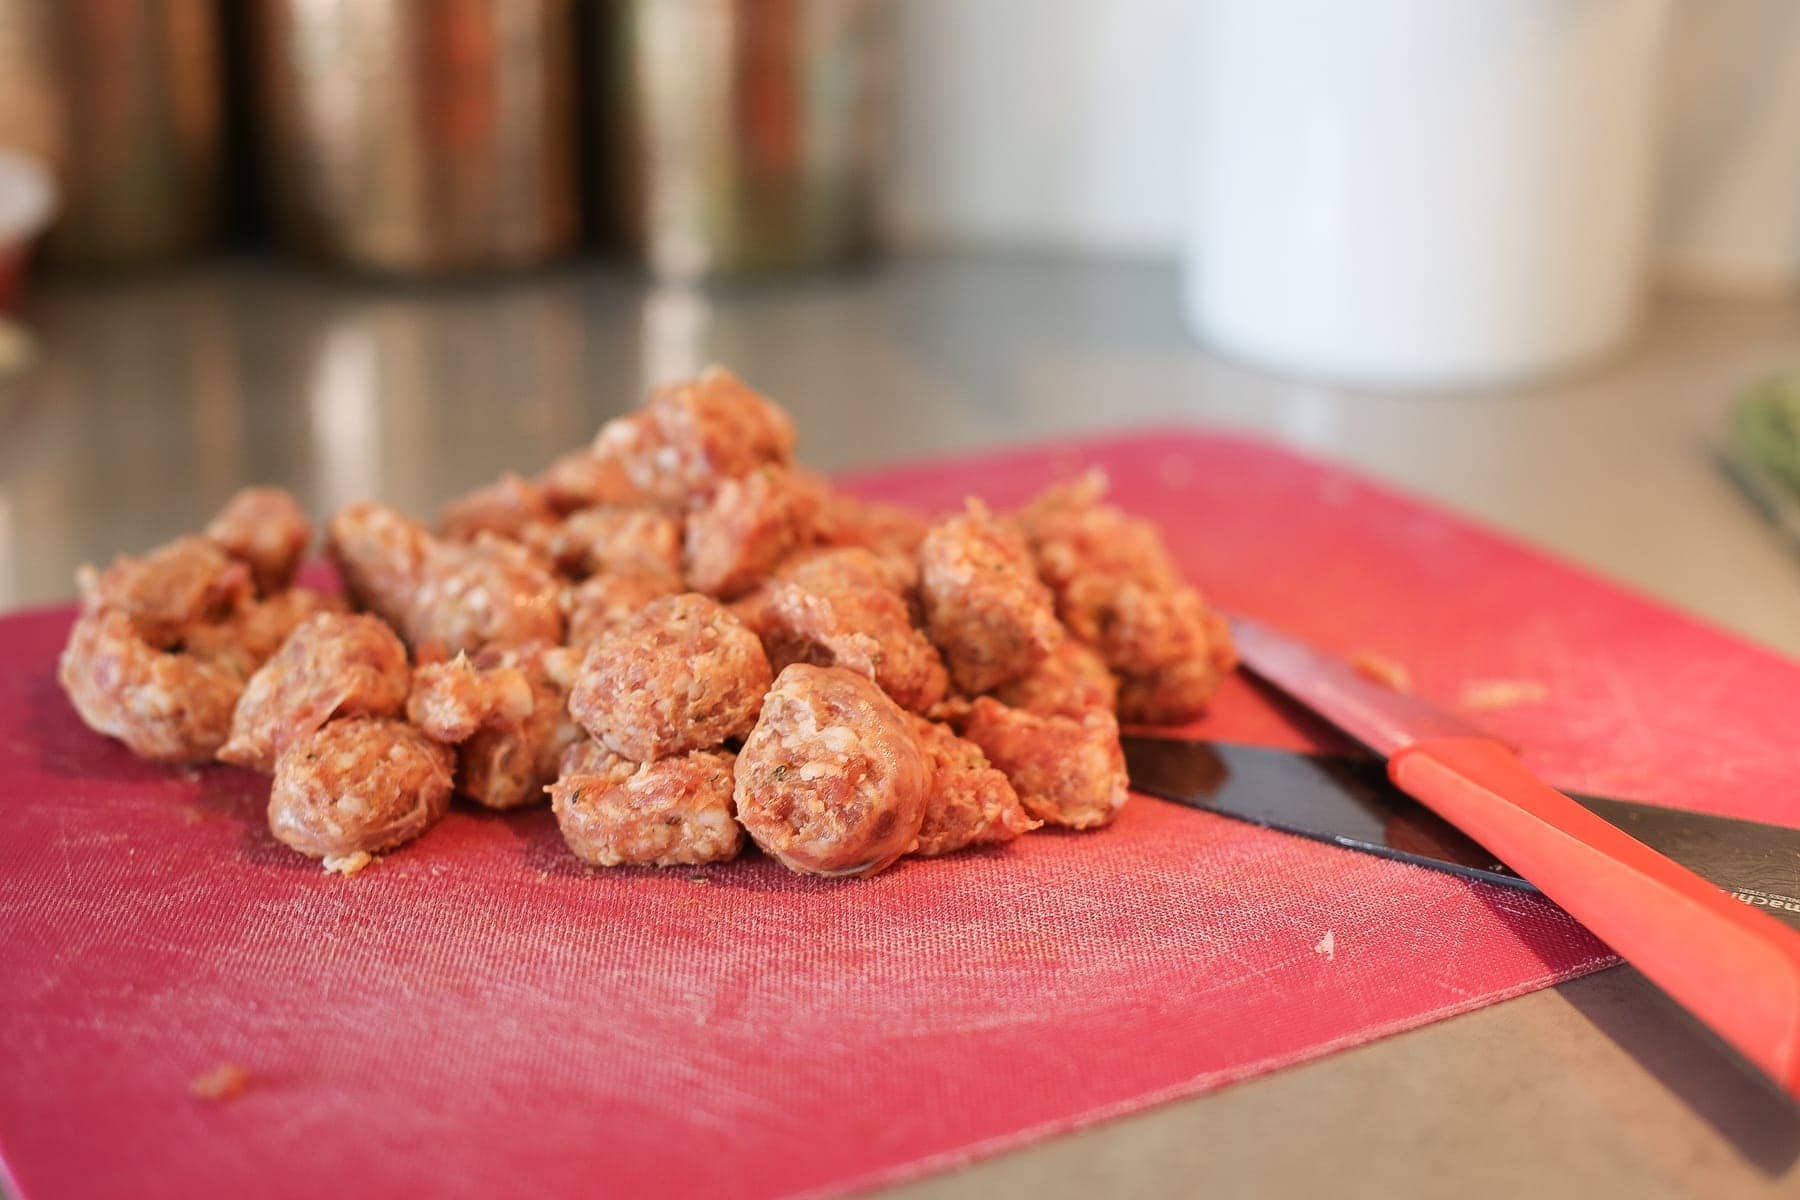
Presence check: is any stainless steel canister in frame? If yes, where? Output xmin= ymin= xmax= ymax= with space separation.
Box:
xmin=0 ymin=0 xmax=223 ymax=266
xmin=252 ymin=0 xmax=579 ymax=274
xmin=601 ymin=0 xmax=892 ymax=279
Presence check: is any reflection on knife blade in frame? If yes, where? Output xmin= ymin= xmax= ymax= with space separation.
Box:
xmin=1122 ymin=735 xmax=1800 ymax=933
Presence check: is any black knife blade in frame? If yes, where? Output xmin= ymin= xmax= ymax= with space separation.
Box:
xmin=1123 ymin=735 xmax=1800 ymax=933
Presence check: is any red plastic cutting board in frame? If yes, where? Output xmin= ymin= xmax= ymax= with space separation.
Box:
xmin=3 ymin=431 xmax=1797 ymax=1200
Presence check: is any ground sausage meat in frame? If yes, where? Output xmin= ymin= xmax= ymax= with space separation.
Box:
xmin=734 ymin=663 xmax=930 ymax=877
xmin=593 ymin=367 xmax=797 ymax=505
xmin=407 ymin=654 xmax=534 ymax=744
xmin=909 ymin=715 xmax=1038 ymax=856
xmin=57 ymin=366 xmax=1228 ymax=878
xmin=919 ymin=498 xmax=1063 ymax=694
xmin=735 ymin=547 xmax=948 ymax=714
xmin=569 ymin=593 xmax=771 ymax=761
xmin=218 ymin=612 xmax=411 ymax=774
xmin=182 ymin=588 xmax=347 ymax=680
xmin=1018 ymin=471 xmax=1196 ymax=665
xmin=437 ymin=473 xmax=556 ymax=543
xmin=1114 ymin=611 xmax=1236 ymax=725
xmin=1018 ymin=471 xmax=1234 ymax=724
xmin=329 ymin=504 xmax=563 ymax=654
xmin=812 ymin=488 xmax=929 ymax=563
xmin=414 ymin=534 xmax=564 ymax=654
xmin=267 ymin=718 xmax=454 ymax=861
xmin=326 ymin=502 xmax=431 ymax=625
xmin=562 ymin=570 xmax=683 ymax=651
xmin=77 ymin=536 xmax=253 ymax=648
xmin=775 ymin=541 xmax=917 ymax=597
xmin=683 ymin=465 xmax=821 ymax=599
xmin=456 ymin=644 xmax=585 ymax=810
xmin=203 ymin=487 xmax=313 ymax=596
xmin=57 ymin=610 xmax=244 ymax=763
xmin=550 ymin=743 xmax=741 ymax=867
xmin=962 ymin=696 xmax=1128 ymax=830
xmin=990 ymin=637 xmax=1119 ymax=719
xmin=535 ymin=448 xmax=649 ymax=515
xmin=529 ymin=505 xmax=683 ymax=580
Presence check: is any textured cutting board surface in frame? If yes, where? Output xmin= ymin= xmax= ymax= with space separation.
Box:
xmin=3 ymin=430 xmax=1797 ymax=1200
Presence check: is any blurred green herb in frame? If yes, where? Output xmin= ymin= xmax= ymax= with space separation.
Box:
xmin=1732 ymin=370 xmax=1800 ymax=500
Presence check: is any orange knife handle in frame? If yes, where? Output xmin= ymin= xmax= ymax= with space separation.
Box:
xmin=1389 ymin=735 xmax=1800 ymax=1095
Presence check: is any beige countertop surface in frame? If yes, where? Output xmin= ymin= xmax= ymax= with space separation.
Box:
xmin=2 ymin=255 xmax=1797 ymax=1198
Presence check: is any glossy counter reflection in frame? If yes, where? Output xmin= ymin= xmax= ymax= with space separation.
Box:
xmin=1 ymin=256 xmax=1797 ymax=668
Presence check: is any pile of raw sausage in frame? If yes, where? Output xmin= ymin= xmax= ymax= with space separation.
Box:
xmin=57 ymin=368 xmax=1237 ymax=878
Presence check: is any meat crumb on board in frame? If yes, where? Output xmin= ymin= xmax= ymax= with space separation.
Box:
xmin=1349 ymin=650 xmax=1411 ymax=693
xmin=57 ymin=367 xmax=1242 ymax=881
xmin=1459 ymin=679 xmax=1550 ymax=711
xmin=322 ymin=851 xmax=374 ymax=878
xmin=189 ymin=1062 xmax=250 ymax=1101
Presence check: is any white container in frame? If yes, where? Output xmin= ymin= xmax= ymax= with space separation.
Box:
xmin=1658 ymin=0 xmax=1800 ymax=294
xmin=1184 ymin=0 xmax=1673 ymax=390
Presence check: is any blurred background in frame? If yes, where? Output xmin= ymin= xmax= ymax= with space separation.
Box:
xmin=3 ymin=2 xmax=1796 ymax=286
xmin=0 ymin=0 xmax=1796 ymax=636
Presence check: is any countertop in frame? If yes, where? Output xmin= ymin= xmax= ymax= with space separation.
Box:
xmin=3 ymin=255 xmax=1798 ymax=1198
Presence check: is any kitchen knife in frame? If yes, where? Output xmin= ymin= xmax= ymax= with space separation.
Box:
xmin=1123 ymin=736 xmax=1800 ymax=933
xmin=1211 ymin=613 xmax=1800 ymax=1096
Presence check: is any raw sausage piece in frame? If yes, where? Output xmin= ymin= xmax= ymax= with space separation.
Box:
xmin=919 ymin=498 xmax=1062 ymax=694
xmin=683 ymin=465 xmax=821 ymax=599
xmin=326 ymin=502 xmax=431 ymax=627
xmin=407 ymin=654 xmax=534 ymax=744
xmin=1115 ymin=614 xmax=1237 ymax=726
xmin=557 ymin=738 xmax=613 ymax=777
xmin=437 ymin=473 xmax=556 ymax=543
xmin=550 ymin=744 xmax=741 ymax=867
xmin=1018 ymin=471 xmax=1234 ymax=723
xmin=57 ymin=610 xmax=244 ymax=763
xmin=569 ymin=593 xmax=771 ymax=761
xmin=535 ymin=448 xmax=650 ymax=515
xmin=1018 ymin=470 xmax=1194 ymax=666
xmin=773 ymin=541 xmax=917 ymax=598
xmin=990 ymin=637 xmax=1118 ymax=719
xmin=77 ymin=535 xmax=253 ymax=648
xmin=734 ymin=663 xmax=931 ymax=878
xmin=267 ymin=717 xmax=454 ymax=861
xmin=329 ymin=504 xmax=564 ymax=654
xmin=760 ymin=585 xmax=948 ymax=712
xmin=736 ymin=547 xmax=947 ymax=714
xmin=592 ymin=367 xmax=797 ymax=505
xmin=563 ymin=570 xmax=683 ymax=651
xmin=962 ymin=696 xmax=1128 ymax=830
xmin=412 ymin=534 xmax=564 ymax=654
xmin=182 ymin=588 xmax=347 ymax=681
xmin=920 ymin=693 xmax=974 ymax=729
xmin=204 ymin=487 xmax=313 ymax=596
xmin=1073 ymin=579 xmax=1227 ymax=684
xmin=587 ymin=412 xmax=668 ymax=498
xmin=650 ymin=366 xmax=797 ymax=476
xmin=812 ymin=487 xmax=929 ymax=565
xmin=458 ymin=644 xmax=585 ymax=810
xmin=531 ymin=505 xmax=682 ymax=579
xmin=218 ymin=612 xmax=410 ymax=774
xmin=909 ymin=715 xmax=1038 ymax=857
